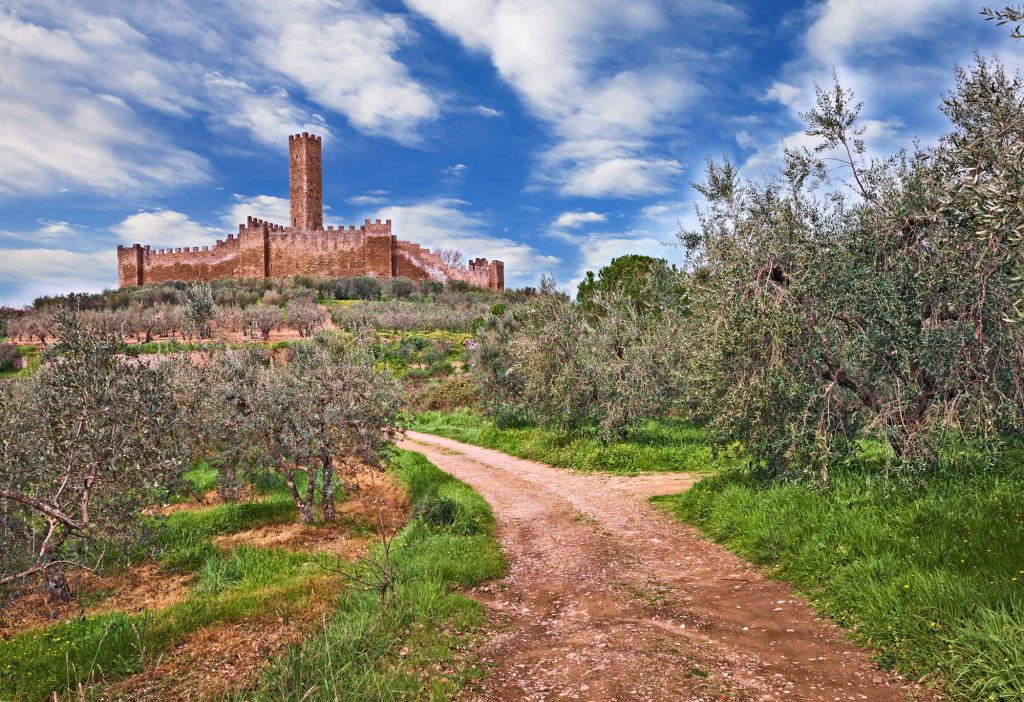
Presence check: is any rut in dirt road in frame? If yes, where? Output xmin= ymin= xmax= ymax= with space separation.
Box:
xmin=399 ymin=431 xmax=940 ymax=702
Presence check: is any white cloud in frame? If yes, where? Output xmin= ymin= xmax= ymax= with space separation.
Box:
xmin=113 ymin=210 xmax=222 ymax=249
xmin=348 ymin=190 xmax=391 ymax=206
xmin=554 ymin=154 xmax=683 ymax=198
xmin=805 ymin=0 xmax=960 ymax=65
xmin=239 ymin=1 xmax=439 ymax=143
xmin=0 ymin=9 xmax=210 ymax=197
xmin=444 ymin=163 xmax=468 ymax=176
xmin=0 ymin=1 xmax=443 ymax=197
xmin=0 ymin=221 xmax=82 ymax=245
xmin=553 ymin=211 xmax=606 ymax=228
xmin=407 ymin=0 xmax=704 ymax=197
xmin=203 ymin=73 xmax=328 ymax=146
xmin=0 ymin=6 xmax=211 ymax=197
xmin=764 ymin=81 xmax=802 ymax=109
xmin=221 ymin=195 xmax=292 ymax=229
xmin=474 ymin=105 xmax=504 ymax=118
xmin=0 ymin=248 xmax=116 ymax=306
xmin=368 ymin=198 xmax=559 ymax=287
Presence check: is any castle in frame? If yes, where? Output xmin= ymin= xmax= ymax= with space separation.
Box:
xmin=117 ymin=133 xmax=504 ymax=291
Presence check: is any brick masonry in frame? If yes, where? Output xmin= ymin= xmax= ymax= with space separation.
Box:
xmin=117 ymin=132 xmax=504 ymax=291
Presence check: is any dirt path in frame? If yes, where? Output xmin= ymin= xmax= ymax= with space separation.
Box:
xmin=399 ymin=431 xmax=938 ymax=702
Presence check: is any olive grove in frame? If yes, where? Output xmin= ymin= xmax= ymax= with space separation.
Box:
xmin=473 ymin=57 xmax=1024 ymax=479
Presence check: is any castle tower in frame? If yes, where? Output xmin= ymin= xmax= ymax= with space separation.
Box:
xmin=289 ymin=132 xmax=323 ymax=230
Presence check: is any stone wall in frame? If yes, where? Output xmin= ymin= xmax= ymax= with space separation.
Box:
xmin=117 ymin=218 xmax=505 ymax=291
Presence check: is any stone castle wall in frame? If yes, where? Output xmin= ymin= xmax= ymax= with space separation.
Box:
xmin=117 ymin=217 xmax=504 ymax=290
xmin=116 ymin=131 xmax=504 ymax=291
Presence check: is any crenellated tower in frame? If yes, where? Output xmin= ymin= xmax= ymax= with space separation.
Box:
xmin=289 ymin=132 xmax=323 ymax=230
xmin=116 ymin=131 xmax=504 ymax=290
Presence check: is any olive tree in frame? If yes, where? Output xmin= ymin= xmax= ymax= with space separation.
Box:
xmin=184 ymin=347 xmax=270 ymax=501
xmin=473 ymin=275 xmax=685 ymax=439
xmin=184 ymin=282 xmax=216 ymax=339
xmin=0 ymin=311 xmax=189 ymax=600
xmin=244 ymin=304 xmax=282 ymax=341
xmin=285 ymin=300 xmax=326 ymax=338
xmin=681 ymin=60 xmax=1024 ymax=478
xmin=251 ymin=338 xmax=402 ymax=523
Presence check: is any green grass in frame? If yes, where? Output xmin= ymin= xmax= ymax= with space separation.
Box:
xmin=180 ymin=461 xmax=219 ymax=495
xmin=239 ymin=449 xmax=505 ymax=701
xmin=0 ymin=495 xmax=319 ymax=701
xmin=156 ymin=494 xmax=298 ymax=572
xmin=655 ymin=470 xmax=1024 ymax=700
xmin=0 ymin=451 xmax=503 ymax=701
xmin=412 ymin=408 xmax=727 ymax=474
xmin=0 ymin=560 xmax=326 ymax=699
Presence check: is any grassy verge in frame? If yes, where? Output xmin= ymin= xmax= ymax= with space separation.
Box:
xmin=654 ymin=471 xmax=1024 ymax=700
xmin=240 ymin=449 xmax=505 ymax=701
xmin=412 ymin=408 xmax=727 ymax=474
xmin=0 ymin=482 xmax=304 ymax=699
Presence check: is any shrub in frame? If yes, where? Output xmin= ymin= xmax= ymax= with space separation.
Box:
xmin=383 ymin=276 xmax=418 ymax=299
xmin=473 ymin=275 xmax=685 ymax=440
xmin=410 ymin=376 xmax=478 ymax=412
xmin=183 ymin=283 xmax=215 ymax=338
xmin=428 ymin=360 xmax=454 ymax=377
xmin=0 ymin=344 xmax=18 ymax=372
xmin=330 ymin=276 xmax=385 ymax=301
xmin=419 ymin=280 xmax=444 ymax=296
xmin=330 ymin=300 xmax=489 ymax=332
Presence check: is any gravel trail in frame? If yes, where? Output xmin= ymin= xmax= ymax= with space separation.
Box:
xmin=399 ymin=431 xmax=938 ymax=702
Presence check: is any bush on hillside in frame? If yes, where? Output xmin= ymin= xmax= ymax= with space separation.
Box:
xmin=383 ymin=276 xmax=418 ymax=299
xmin=285 ymin=300 xmax=326 ymax=338
xmin=473 ymin=275 xmax=686 ymax=440
xmin=410 ymin=375 xmax=478 ymax=412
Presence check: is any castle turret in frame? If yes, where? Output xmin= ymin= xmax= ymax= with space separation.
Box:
xmin=289 ymin=132 xmax=323 ymax=230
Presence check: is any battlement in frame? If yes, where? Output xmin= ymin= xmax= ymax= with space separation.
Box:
xmin=288 ymin=132 xmax=322 ymax=144
xmin=116 ymin=132 xmax=503 ymax=290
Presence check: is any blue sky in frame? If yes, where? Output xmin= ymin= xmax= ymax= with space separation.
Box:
xmin=0 ymin=0 xmax=1018 ymax=305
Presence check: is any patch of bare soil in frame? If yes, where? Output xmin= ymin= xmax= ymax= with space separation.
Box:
xmin=107 ymin=469 xmax=410 ymax=700
xmin=214 ymin=521 xmax=372 ymax=558
xmin=1 ymin=564 xmax=195 ymax=637
xmin=151 ymin=489 xmax=226 ymax=516
xmin=400 ymin=431 xmax=943 ymax=702
xmin=212 ymin=467 xmax=408 ymax=556
xmin=338 ymin=466 xmax=410 ymax=535
xmin=100 ymin=578 xmax=337 ymax=702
